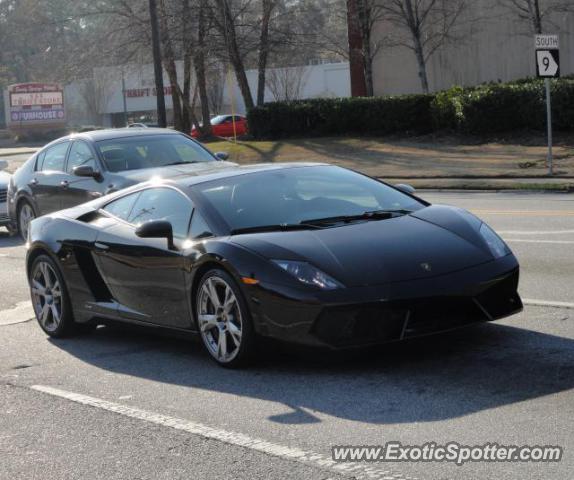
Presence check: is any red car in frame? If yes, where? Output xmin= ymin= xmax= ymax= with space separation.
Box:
xmin=191 ymin=114 xmax=248 ymax=138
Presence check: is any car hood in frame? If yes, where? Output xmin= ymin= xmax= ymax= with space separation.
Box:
xmin=109 ymin=160 xmax=238 ymax=187
xmin=230 ymin=205 xmax=496 ymax=287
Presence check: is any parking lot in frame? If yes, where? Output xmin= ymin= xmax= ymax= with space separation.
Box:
xmin=0 ymin=190 xmax=572 ymax=480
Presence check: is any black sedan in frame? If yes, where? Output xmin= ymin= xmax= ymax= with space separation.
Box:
xmin=7 ymin=128 xmax=231 ymax=239
xmin=26 ymin=164 xmax=522 ymax=367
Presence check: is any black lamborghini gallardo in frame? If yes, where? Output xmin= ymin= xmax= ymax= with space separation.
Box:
xmin=26 ymin=163 xmax=522 ymax=367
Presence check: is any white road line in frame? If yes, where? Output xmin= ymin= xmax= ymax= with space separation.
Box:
xmin=498 ymin=230 xmax=574 ymax=235
xmin=0 ymin=301 xmax=35 ymax=326
xmin=524 ymin=299 xmax=574 ymax=310
xmin=504 ymin=239 xmax=574 ymax=245
xmin=30 ymin=385 xmax=414 ymax=480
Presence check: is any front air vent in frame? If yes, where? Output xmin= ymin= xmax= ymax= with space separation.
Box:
xmin=74 ymin=248 xmax=113 ymax=302
xmin=76 ymin=210 xmax=105 ymax=223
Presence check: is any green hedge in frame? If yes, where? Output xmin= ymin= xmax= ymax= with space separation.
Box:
xmin=248 ymin=78 xmax=574 ymax=139
xmin=248 ymin=95 xmax=434 ymax=139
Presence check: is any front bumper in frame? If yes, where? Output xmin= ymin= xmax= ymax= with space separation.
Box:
xmin=248 ymin=255 xmax=522 ymax=349
xmin=0 ymin=196 xmax=10 ymax=226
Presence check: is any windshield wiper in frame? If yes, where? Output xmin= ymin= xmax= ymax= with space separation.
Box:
xmin=230 ymin=223 xmax=323 ymax=235
xmin=164 ymin=161 xmax=199 ymax=166
xmin=302 ymin=209 xmax=412 ymax=226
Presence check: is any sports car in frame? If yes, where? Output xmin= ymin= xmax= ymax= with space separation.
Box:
xmin=191 ymin=115 xmax=248 ymax=138
xmin=26 ymin=163 xmax=522 ymax=367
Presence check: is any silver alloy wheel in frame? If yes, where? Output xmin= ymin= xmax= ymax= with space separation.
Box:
xmin=19 ymin=203 xmax=35 ymax=240
xmin=31 ymin=261 xmax=63 ymax=332
xmin=197 ymin=276 xmax=243 ymax=363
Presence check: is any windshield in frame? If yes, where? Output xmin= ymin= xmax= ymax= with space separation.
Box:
xmin=195 ymin=166 xmax=425 ymax=232
xmin=96 ymin=134 xmax=215 ymax=172
xmin=210 ymin=115 xmax=227 ymax=125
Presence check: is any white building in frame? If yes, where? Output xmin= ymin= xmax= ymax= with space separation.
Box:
xmin=64 ymin=61 xmax=351 ymax=128
xmin=371 ymin=3 xmax=574 ymax=95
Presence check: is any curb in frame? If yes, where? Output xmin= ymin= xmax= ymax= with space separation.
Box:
xmin=416 ymin=188 xmax=574 ymax=194
xmin=0 ymin=149 xmax=37 ymax=158
xmin=384 ymin=175 xmax=574 ymax=180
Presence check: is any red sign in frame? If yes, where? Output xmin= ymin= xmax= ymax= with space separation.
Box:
xmin=124 ymin=86 xmax=173 ymax=98
xmin=7 ymin=82 xmax=66 ymax=130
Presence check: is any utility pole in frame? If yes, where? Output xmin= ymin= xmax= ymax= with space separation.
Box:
xmin=149 ymin=0 xmax=167 ymax=127
xmin=121 ymin=70 xmax=128 ymax=127
xmin=346 ymin=0 xmax=367 ymax=97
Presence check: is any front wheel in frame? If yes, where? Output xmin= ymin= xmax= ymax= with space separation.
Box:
xmin=196 ymin=269 xmax=256 ymax=368
xmin=18 ymin=201 xmax=35 ymax=241
xmin=30 ymin=254 xmax=75 ymax=337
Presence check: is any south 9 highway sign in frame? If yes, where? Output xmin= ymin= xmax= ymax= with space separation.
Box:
xmin=535 ymin=35 xmax=560 ymax=78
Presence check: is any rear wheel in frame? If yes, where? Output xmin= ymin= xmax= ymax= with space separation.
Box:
xmin=18 ymin=201 xmax=35 ymax=241
xmin=30 ymin=255 xmax=75 ymax=337
xmin=196 ymin=269 xmax=256 ymax=368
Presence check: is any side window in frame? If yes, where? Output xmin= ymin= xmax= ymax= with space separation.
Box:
xmin=67 ymin=141 xmax=97 ymax=173
xmin=128 ymin=188 xmax=192 ymax=239
xmin=103 ymin=192 xmax=140 ymax=221
xmin=190 ymin=211 xmax=213 ymax=239
xmin=35 ymin=152 xmax=45 ymax=171
xmin=40 ymin=142 xmax=69 ymax=172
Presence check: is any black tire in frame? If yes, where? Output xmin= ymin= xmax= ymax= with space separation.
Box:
xmin=196 ymin=269 xmax=256 ymax=368
xmin=6 ymin=223 xmax=18 ymax=236
xmin=17 ymin=200 xmax=36 ymax=241
xmin=29 ymin=254 xmax=76 ymax=338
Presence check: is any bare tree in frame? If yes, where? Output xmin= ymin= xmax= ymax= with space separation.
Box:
xmin=210 ymin=0 xmax=255 ymax=110
xmin=257 ymin=0 xmax=278 ymax=105
xmin=207 ymin=66 xmax=226 ymax=113
xmin=379 ymin=0 xmax=468 ymax=93
xmin=497 ymin=0 xmax=574 ymax=34
xmin=193 ymin=0 xmax=213 ymax=135
xmin=266 ymin=64 xmax=309 ymax=101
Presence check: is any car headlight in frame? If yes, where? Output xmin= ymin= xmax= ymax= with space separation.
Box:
xmin=479 ymin=223 xmax=510 ymax=258
xmin=272 ymin=260 xmax=343 ymax=290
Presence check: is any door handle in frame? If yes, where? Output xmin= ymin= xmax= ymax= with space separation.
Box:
xmin=60 ymin=180 xmax=69 ymax=188
xmin=94 ymin=242 xmax=109 ymax=252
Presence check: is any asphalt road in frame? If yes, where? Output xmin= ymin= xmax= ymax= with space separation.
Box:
xmin=1 ymin=191 xmax=573 ymax=480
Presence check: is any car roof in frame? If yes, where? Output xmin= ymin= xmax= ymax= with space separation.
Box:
xmin=44 ymin=128 xmax=184 ymax=146
xmin=108 ymin=162 xmax=330 ymax=197
xmin=176 ymin=162 xmax=329 ymax=188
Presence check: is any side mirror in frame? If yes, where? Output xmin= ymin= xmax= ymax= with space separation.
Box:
xmin=395 ymin=183 xmax=416 ymax=195
xmin=135 ymin=220 xmax=175 ymax=250
xmin=215 ymin=152 xmax=229 ymax=161
xmin=74 ymin=165 xmax=101 ymax=180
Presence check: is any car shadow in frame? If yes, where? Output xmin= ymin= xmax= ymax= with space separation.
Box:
xmin=48 ymin=318 xmax=574 ymax=425
xmin=0 ymin=230 xmax=24 ymax=249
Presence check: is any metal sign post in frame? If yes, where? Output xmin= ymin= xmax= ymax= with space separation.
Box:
xmin=545 ymin=78 xmax=553 ymax=175
xmin=535 ymin=34 xmax=560 ymax=176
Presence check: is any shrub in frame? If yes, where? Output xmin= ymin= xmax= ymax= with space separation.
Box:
xmin=553 ymin=79 xmax=574 ymax=130
xmin=247 ymin=78 xmax=574 ymax=139
xmin=248 ymin=95 xmax=434 ymax=139
xmin=459 ymin=83 xmax=546 ymax=133
xmin=430 ymin=85 xmax=465 ymax=131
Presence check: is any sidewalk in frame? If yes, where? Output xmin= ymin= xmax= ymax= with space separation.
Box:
xmin=385 ymin=177 xmax=574 ymax=192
